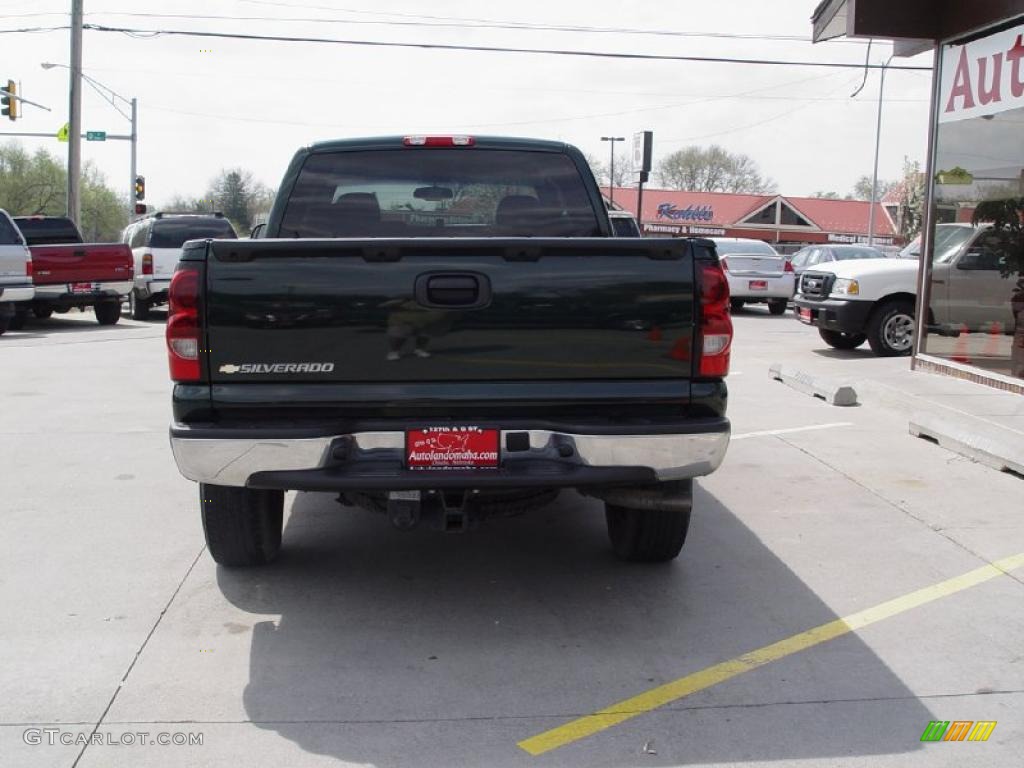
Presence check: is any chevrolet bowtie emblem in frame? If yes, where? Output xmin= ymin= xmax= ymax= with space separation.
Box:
xmin=219 ymin=364 xmax=241 ymax=374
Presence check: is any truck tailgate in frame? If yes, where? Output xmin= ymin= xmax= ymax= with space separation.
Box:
xmin=203 ymin=238 xmax=697 ymax=383
xmin=30 ymin=243 xmax=133 ymax=285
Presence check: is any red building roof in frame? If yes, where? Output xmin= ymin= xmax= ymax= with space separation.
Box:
xmin=603 ymin=186 xmax=896 ymax=238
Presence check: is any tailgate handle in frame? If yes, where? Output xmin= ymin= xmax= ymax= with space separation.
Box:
xmin=415 ymin=273 xmax=490 ymax=309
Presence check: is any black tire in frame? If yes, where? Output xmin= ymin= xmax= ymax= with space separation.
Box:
xmin=130 ymin=293 xmax=151 ymax=321
xmin=866 ymin=299 xmax=915 ymax=356
xmin=768 ymin=299 xmax=787 ymax=315
xmin=605 ymin=500 xmax=692 ymax=563
xmin=33 ymin=306 xmax=53 ymax=320
xmin=0 ymin=314 xmax=9 ymax=336
xmin=94 ymin=300 xmax=121 ymax=325
xmin=730 ymin=299 xmax=744 ymax=313
xmin=818 ymin=328 xmax=867 ymax=349
xmin=200 ymin=484 xmax=284 ymax=567
xmin=9 ymin=310 xmax=27 ymax=331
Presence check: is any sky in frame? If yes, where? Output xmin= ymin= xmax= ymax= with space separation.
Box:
xmin=0 ymin=0 xmax=935 ymax=208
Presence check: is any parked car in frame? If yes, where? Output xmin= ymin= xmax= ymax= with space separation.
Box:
xmin=788 ymin=244 xmax=886 ymax=287
xmin=710 ymin=237 xmax=794 ymax=315
xmin=122 ymin=212 xmax=237 ymax=320
xmin=167 ymin=134 xmax=732 ymax=566
xmin=608 ymin=210 xmax=641 ymax=237
xmin=0 ymin=209 xmax=34 ymax=335
xmin=793 ymin=223 xmax=1019 ymax=355
xmin=11 ymin=216 xmax=132 ymax=328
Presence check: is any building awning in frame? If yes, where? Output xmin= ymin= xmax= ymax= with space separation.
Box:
xmin=811 ymin=0 xmax=849 ymax=42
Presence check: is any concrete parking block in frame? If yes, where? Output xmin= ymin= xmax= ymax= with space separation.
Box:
xmin=769 ymin=362 xmax=858 ymax=406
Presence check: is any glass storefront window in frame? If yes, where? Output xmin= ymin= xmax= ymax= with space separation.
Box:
xmin=922 ymin=19 xmax=1024 ymax=381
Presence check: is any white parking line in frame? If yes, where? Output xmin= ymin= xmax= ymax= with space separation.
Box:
xmin=732 ymin=422 xmax=854 ymax=440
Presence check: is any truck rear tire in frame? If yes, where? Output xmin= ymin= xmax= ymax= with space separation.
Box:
xmin=9 ymin=310 xmax=27 ymax=331
xmin=605 ymin=502 xmax=692 ymax=562
xmin=33 ymin=306 xmax=53 ymax=319
xmin=0 ymin=315 xmax=9 ymax=335
xmin=867 ymin=299 xmax=915 ymax=356
xmin=730 ymin=299 xmax=744 ymax=313
xmin=200 ymin=484 xmax=284 ymax=567
xmin=819 ymin=328 xmax=867 ymax=349
xmin=94 ymin=300 xmax=121 ymax=325
xmin=768 ymin=299 xmax=787 ymax=315
xmin=130 ymin=293 xmax=151 ymax=320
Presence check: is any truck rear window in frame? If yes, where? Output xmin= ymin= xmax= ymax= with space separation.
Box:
xmin=0 ymin=215 xmax=23 ymax=245
xmin=279 ymin=149 xmax=601 ymax=238
xmin=14 ymin=217 xmax=83 ymax=245
xmin=150 ymin=219 xmax=238 ymax=249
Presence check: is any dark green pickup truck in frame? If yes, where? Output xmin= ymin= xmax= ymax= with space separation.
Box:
xmin=167 ymin=135 xmax=732 ymax=566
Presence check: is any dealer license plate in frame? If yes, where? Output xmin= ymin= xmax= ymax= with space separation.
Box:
xmin=69 ymin=282 xmax=96 ymax=293
xmin=748 ymin=280 xmax=768 ymax=290
xmin=406 ymin=427 xmax=500 ymax=470
xmin=798 ymin=307 xmax=812 ymax=323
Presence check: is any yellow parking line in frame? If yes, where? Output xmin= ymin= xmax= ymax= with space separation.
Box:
xmin=518 ymin=551 xmax=1024 ymax=756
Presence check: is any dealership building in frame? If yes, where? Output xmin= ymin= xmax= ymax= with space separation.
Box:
xmin=603 ymin=187 xmax=900 ymax=250
xmin=812 ymin=0 xmax=1024 ymax=391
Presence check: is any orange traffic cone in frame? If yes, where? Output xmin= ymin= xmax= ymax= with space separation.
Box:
xmin=980 ymin=322 xmax=1002 ymax=358
xmin=950 ymin=324 xmax=971 ymax=363
xmin=669 ymin=336 xmax=691 ymax=361
xmin=647 ymin=326 xmax=663 ymax=342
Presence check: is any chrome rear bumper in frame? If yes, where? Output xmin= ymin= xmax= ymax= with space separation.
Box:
xmin=170 ymin=425 xmax=730 ymax=488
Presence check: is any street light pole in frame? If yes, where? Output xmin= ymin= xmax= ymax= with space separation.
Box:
xmin=601 ymin=136 xmax=625 ymax=205
xmin=867 ymin=55 xmax=893 ymax=247
xmin=68 ymin=0 xmax=84 ymax=225
xmin=42 ymin=61 xmax=137 ymax=217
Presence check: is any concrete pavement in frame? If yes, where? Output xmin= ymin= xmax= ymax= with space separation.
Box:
xmin=1 ymin=306 xmax=1021 ymax=767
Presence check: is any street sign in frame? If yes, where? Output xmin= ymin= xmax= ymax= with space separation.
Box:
xmin=85 ymin=130 xmax=106 ymax=141
xmin=56 ymin=122 xmax=69 ymax=142
xmin=633 ymin=131 xmax=653 ymax=174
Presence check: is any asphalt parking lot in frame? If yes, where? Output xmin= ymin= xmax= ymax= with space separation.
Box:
xmin=2 ymin=306 xmax=1022 ymax=768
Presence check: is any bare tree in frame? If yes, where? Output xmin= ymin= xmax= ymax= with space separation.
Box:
xmin=657 ymin=145 xmax=775 ymax=194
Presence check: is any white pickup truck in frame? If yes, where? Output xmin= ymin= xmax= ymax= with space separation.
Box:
xmin=0 ymin=209 xmax=33 ymax=335
xmin=793 ymin=224 xmax=1020 ymax=356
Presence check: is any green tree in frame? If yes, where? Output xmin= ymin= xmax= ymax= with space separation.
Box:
xmin=896 ymin=157 xmax=925 ymax=241
xmin=657 ymin=145 xmax=775 ymax=194
xmin=202 ymin=168 xmax=276 ymax=232
xmin=0 ymin=142 xmax=127 ymax=240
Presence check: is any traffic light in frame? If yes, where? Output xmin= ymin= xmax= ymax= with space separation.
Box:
xmin=134 ymin=175 xmax=145 ymax=201
xmin=1 ymin=80 xmax=17 ymax=121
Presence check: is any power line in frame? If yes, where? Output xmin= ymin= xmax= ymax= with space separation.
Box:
xmin=0 ymin=6 xmax=869 ymax=43
xmin=235 ymin=0 xmax=871 ymax=43
xmin=0 ymin=25 xmax=69 ymax=34
xmin=81 ymin=24 xmax=932 ymax=70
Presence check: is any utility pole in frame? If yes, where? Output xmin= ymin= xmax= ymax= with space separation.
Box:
xmin=601 ymin=136 xmax=624 ymax=206
xmin=867 ymin=55 xmax=893 ymax=247
xmin=67 ymin=0 xmax=84 ymax=225
xmin=130 ymin=97 xmax=137 ymax=214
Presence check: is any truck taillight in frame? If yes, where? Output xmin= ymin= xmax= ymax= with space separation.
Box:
xmin=402 ymin=135 xmax=475 ymax=147
xmin=25 ymin=255 xmax=32 ymax=277
xmin=142 ymin=251 xmax=153 ymax=275
xmin=166 ymin=265 xmax=202 ymax=382
xmin=698 ymin=261 xmax=732 ymax=377
xmin=784 ymin=258 xmax=794 ymax=273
